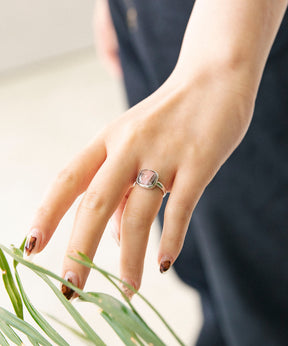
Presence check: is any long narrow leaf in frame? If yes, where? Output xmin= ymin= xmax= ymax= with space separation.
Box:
xmin=29 ymin=337 xmax=40 ymax=346
xmin=80 ymin=292 xmax=164 ymax=346
xmin=36 ymin=272 xmax=105 ymax=346
xmin=76 ymin=252 xmax=185 ymax=346
xmin=0 ymin=249 xmax=23 ymax=318
xmin=101 ymin=310 xmax=143 ymax=346
xmin=69 ymin=255 xmax=164 ymax=345
xmin=0 ymin=307 xmax=51 ymax=345
xmin=70 ymin=254 xmax=168 ymax=345
xmin=44 ymin=313 xmax=93 ymax=344
xmin=0 ymin=330 xmax=9 ymax=346
xmin=0 ymin=319 xmax=23 ymax=345
xmin=0 ymin=244 xmax=164 ymax=345
xmin=0 ymin=244 xmax=105 ymax=345
xmin=15 ymin=268 xmax=69 ymax=346
xmin=13 ymin=238 xmax=26 ymax=269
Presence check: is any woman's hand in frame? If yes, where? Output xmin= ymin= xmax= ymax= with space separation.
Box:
xmin=24 ymin=0 xmax=287 ymax=299
xmin=24 ymin=67 xmax=254 ymax=299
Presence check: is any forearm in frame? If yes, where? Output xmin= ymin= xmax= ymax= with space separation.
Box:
xmin=173 ymin=0 xmax=288 ymax=97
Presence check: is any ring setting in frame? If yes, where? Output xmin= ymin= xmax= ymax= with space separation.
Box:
xmin=135 ymin=169 xmax=167 ymax=197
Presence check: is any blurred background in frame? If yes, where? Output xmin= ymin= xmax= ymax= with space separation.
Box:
xmin=0 ymin=1 xmax=202 ymax=344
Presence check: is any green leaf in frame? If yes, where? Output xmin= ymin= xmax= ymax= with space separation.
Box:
xmin=69 ymin=255 xmax=164 ymax=343
xmin=1 ymin=244 xmax=183 ymax=346
xmin=0 ymin=244 xmax=165 ymax=345
xmin=12 ymin=238 xmax=26 ymax=269
xmin=81 ymin=292 xmax=164 ymax=346
xmin=0 ymin=319 xmax=23 ymax=345
xmin=15 ymin=268 xmax=69 ymax=346
xmin=28 ymin=337 xmax=41 ymax=346
xmin=36 ymin=272 xmax=105 ymax=346
xmin=0 ymin=244 xmax=105 ymax=346
xmin=0 ymin=330 xmax=9 ymax=346
xmin=75 ymin=252 xmax=185 ymax=346
xmin=0 ymin=307 xmax=51 ymax=345
xmin=101 ymin=310 xmax=143 ymax=346
xmin=44 ymin=312 xmax=93 ymax=344
xmin=0 ymin=248 xmax=23 ymax=319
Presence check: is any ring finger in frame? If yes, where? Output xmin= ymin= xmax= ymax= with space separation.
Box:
xmin=119 ymin=168 xmax=171 ymax=298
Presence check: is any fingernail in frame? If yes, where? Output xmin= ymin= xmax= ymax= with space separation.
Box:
xmin=61 ymin=271 xmax=78 ymax=300
xmin=24 ymin=229 xmax=40 ymax=258
xmin=120 ymin=278 xmax=137 ymax=300
xmin=160 ymin=257 xmax=172 ymax=273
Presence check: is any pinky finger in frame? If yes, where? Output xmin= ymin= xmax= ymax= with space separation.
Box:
xmin=158 ymin=170 xmax=203 ymax=273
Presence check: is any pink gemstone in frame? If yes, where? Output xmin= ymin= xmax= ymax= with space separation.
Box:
xmin=138 ymin=169 xmax=158 ymax=187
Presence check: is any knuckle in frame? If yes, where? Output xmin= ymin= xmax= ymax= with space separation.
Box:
xmin=120 ymin=119 xmax=149 ymax=147
xmin=124 ymin=208 xmax=152 ymax=230
xmin=56 ymin=168 xmax=79 ymax=187
xmin=81 ymin=191 xmax=108 ymax=215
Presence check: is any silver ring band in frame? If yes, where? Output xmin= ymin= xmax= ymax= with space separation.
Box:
xmin=135 ymin=169 xmax=167 ymax=197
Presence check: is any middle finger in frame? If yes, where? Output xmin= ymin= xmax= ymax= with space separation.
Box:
xmin=61 ymin=153 xmax=136 ymax=295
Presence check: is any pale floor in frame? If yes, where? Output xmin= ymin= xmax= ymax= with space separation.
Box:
xmin=0 ymin=49 xmax=202 ymax=345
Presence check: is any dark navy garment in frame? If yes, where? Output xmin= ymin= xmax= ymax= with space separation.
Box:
xmin=108 ymin=1 xmax=288 ymax=344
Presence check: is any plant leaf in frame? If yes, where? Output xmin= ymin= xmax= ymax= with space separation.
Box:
xmin=1 ymin=244 xmax=181 ymax=345
xmin=36 ymin=272 xmax=105 ymax=346
xmin=0 ymin=329 xmax=10 ymax=346
xmin=44 ymin=312 xmax=93 ymax=344
xmin=0 ymin=319 xmax=23 ymax=345
xmin=75 ymin=252 xmax=185 ymax=346
xmin=0 ymin=248 xmax=23 ymax=319
xmin=15 ymin=268 xmax=69 ymax=346
xmin=0 ymin=244 xmax=105 ymax=345
xmin=80 ymin=292 xmax=164 ymax=346
xmin=0 ymin=307 xmax=51 ymax=345
xmin=12 ymin=238 xmax=26 ymax=269
xmin=70 ymin=254 xmax=168 ymax=345
xmin=100 ymin=310 xmax=143 ymax=346
xmin=0 ymin=244 xmax=165 ymax=345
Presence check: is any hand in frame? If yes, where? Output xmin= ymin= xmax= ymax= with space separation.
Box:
xmin=24 ymin=68 xmax=254 ymax=299
xmin=94 ymin=0 xmax=122 ymax=78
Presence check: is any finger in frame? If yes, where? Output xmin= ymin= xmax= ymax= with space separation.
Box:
xmin=61 ymin=154 xmax=136 ymax=297
xmin=120 ymin=172 xmax=169 ymax=298
xmin=110 ymin=187 xmax=133 ymax=246
xmin=25 ymin=136 xmax=106 ymax=257
xmin=158 ymin=170 xmax=203 ymax=273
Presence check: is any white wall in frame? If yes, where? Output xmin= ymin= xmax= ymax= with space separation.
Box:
xmin=0 ymin=0 xmax=95 ymax=71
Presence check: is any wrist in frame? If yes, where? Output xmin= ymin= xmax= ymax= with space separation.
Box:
xmin=173 ymin=52 xmax=257 ymax=101
xmin=164 ymin=56 xmax=256 ymax=119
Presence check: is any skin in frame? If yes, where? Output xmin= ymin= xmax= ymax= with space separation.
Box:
xmin=25 ymin=0 xmax=288 ymax=298
xmin=94 ymin=0 xmax=122 ymax=78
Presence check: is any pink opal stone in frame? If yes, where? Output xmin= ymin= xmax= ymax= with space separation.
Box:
xmin=137 ymin=169 xmax=158 ymax=187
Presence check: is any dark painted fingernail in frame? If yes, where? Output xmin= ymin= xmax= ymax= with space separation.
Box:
xmin=160 ymin=259 xmax=171 ymax=273
xmin=24 ymin=229 xmax=40 ymax=258
xmin=61 ymin=271 xmax=78 ymax=300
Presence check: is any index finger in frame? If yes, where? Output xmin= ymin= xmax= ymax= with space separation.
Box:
xmin=24 ymin=136 xmax=106 ymax=257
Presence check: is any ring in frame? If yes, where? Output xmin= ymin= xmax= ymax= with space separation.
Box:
xmin=135 ymin=169 xmax=167 ymax=197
